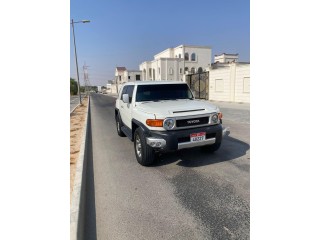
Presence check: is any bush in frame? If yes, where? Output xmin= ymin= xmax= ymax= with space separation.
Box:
xmin=70 ymin=78 xmax=78 ymax=95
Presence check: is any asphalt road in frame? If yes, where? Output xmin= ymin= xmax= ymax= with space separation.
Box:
xmin=84 ymin=93 xmax=250 ymax=240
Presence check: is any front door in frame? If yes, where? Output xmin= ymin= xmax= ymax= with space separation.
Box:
xmin=119 ymin=85 xmax=134 ymax=129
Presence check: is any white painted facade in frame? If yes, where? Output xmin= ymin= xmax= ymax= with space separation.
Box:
xmin=214 ymin=53 xmax=239 ymax=63
xmin=115 ymin=67 xmax=126 ymax=85
xmin=124 ymin=70 xmax=142 ymax=82
xmin=115 ymin=67 xmax=142 ymax=85
xmin=139 ymin=45 xmax=212 ymax=81
xmin=115 ymin=45 xmax=250 ymax=103
xmin=208 ymin=62 xmax=250 ymax=103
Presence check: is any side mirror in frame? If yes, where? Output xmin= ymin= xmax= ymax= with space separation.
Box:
xmin=123 ymin=94 xmax=129 ymax=103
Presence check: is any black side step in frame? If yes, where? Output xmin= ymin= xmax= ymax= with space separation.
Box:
xmin=121 ymin=126 xmax=133 ymax=141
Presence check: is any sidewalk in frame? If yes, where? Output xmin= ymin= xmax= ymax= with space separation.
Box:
xmin=208 ymin=100 xmax=250 ymax=110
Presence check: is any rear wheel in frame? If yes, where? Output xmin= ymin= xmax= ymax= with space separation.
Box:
xmin=134 ymin=128 xmax=155 ymax=166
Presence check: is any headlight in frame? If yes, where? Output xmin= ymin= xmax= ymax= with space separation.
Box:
xmin=163 ymin=118 xmax=175 ymax=130
xmin=211 ymin=113 xmax=219 ymax=124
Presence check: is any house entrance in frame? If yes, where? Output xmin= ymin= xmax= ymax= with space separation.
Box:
xmin=186 ymin=71 xmax=209 ymax=100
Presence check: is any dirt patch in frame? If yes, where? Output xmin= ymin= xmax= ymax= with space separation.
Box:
xmin=70 ymin=97 xmax=88 ymax=198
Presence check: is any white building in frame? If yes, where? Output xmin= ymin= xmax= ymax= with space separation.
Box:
xmin=124 ymin=70 xmax=142 ymax=82
xmin=209 ymin=59 xmax=250 ymax=103
xmin=115 ymin=67 xmax=141 ymax=83
xmin=115 ymin=67 xmax=126 ymax=85
xmin=214 ymin=53 xmax=239 ymax=63
xmin=115 ymin=47 xmax=250 ymax=103
xmin=139 ymin=45 xmax=212 ymax=81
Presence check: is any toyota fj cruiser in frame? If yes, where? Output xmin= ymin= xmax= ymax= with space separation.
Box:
xmin=115 ymin=81 xmax=223 ymax=166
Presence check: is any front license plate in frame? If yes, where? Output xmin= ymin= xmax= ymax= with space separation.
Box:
xmin=190 ymin=132 xmax=206 ymax=142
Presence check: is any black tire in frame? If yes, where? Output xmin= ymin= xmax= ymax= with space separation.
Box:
xmin=134 ymin=127 xmax=155 ymax=166
xmin=201 ymin=142 xmax=221 ymax=152
xmin=116 ymin=113 xmax=125 ymax=137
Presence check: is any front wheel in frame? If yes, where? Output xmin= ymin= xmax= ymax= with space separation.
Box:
xmin=116 ymin=113 xmax=125 ymax=137
xmin=134 ymin=128 xmax=155 ymax=166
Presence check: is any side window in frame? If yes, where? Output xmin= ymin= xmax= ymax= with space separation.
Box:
xmin=120 ymin=86 xmax=128 ymax=101
xmin=126 ymin=85 xmax=134 ymax=103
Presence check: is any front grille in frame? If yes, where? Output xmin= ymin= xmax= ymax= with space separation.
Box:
xmin=176 ymin=117 xmax=209 ymax=128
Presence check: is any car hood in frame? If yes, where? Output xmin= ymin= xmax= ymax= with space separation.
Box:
xmin=135 ymin=99 xmax=219 ymax=118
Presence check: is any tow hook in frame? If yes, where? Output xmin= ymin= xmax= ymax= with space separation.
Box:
xmin=222 ymin=127 xmax=230 ymax=137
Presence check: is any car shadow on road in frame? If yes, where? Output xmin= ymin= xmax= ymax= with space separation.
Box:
xmin=154 ymin=135 xmax=250 ymax=168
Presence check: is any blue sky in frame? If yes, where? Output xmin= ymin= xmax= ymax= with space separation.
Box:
xmin=70 ymin=0 xmax=250 ymax=86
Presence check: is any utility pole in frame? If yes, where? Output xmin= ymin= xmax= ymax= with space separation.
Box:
xmin=83 ymin=63 xmax=91 ymax=95
xmin=70 ymin=19 xmax=90 ymax=104
xmin=71 ymin=19 xmax=82 ymax=104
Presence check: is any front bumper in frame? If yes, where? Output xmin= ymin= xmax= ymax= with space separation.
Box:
xmin=146 ymin=124 xmax=223 ymax=152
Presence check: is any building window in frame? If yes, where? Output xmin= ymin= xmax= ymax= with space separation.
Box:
xmin=198 ymin=67 xmax=203 ymax=73
xmin=191 ymin=53 xmax=196 ymax=61
xmin=169 ymin=67 xmax=173 ymax=75
xmin=184 ymin=53 xmax=189 ymax=61
xmin=119 ymin=76 xmax=121 ymax=81
xmin=158 ymin=67 xmax=160 ymax=74
xmin=128 ymin=76 xmax=131 ymax=80
xmin=184 ymin=67 xmax=189 ymax=72
xmin=191 ymin=67 xmax=195 ymax=74
xmin=136 ymin=75 xmax=140 ymax=81
xmin=179 ymin=54 xmax=181 ymax=58
xmin=179 ymin=68 xmax=182 ymax=74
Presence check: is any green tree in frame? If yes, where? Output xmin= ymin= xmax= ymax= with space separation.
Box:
xmin=70 ymin=78 xmax=78 ymax=95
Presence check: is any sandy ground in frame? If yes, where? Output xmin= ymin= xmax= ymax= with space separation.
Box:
xmin=70 ymin=97 xmax=88 ymax=197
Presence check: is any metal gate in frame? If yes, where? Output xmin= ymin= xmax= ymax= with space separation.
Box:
xmin=186 ymin=71 xmax=209 ymax=100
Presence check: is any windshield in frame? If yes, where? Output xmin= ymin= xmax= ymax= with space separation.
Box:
xmin=136 ymin=84 xmax=194 ymax=102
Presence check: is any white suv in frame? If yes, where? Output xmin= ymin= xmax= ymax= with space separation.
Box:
xmin=115 ymin=81 xmax=223 ymax=166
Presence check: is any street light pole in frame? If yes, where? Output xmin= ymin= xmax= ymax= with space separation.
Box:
xmin=71 ymin=19 xmax=90 ymax=105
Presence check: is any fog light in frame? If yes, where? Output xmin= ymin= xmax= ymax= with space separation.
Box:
xmin=146 ymin=137 xmax=167 ymax=148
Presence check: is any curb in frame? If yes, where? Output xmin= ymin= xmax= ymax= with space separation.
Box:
xmin=70 ymin=103 xmax=80 ymax=115
xmin=70 ymin=96 xmax=90 ymax=240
